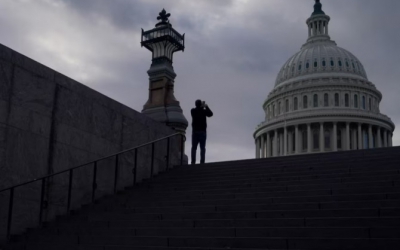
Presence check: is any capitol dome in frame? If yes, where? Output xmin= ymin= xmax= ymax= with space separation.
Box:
xmin=254 ymin=0 xmax=395 ymax=158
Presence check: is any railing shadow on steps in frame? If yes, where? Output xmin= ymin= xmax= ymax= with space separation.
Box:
xmin=0 ymin=133 xmax=186 ymax=242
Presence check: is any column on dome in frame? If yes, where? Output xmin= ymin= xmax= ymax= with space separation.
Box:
xmin=320 ymin=123 xmax=324 ymax=152
xmin=358 ymin=123 xmax=363 ymax=150
xmin=266 ymin=132 xmax=271 ymax=158
xmin=261 ymin=135 xmax=265 ymax=158
xmin=284 ymin=127 xmax=288 ymax=156
xmin=345 ymin=123 xmax=350 ymax=150
xmin=308 ymin=24 xmax=311 ymax=37
xmin=264 ymin=134 xmax=268 ymax=157
xmin=307 ymin=124 xmax=312 ymax=153
xmin=368 ymin=125 xmax=373 ymax=149
xmin=389 ymin=132 xmax=393 ymax=147
xmin=325 ymin=21 xmax=329 ymax=34
xmin=295 ymin=125 xmax=300 ymax=154
xmin=280 ymin=132 xmax=284 ymax=156
xmin=377 ymin=127 xmax=382 ymax=148
xmin=256 ymin=137 xmax=260 ymax=158
xmin=383 ymin=130 xmax=388 ymax=147
xmin=333 ymin=122 xmax=338 ymax=151
xmin=273 ymin=130 xmax=278 ymax=157
xmin=288 ymin=130 xmax=293 ymax=155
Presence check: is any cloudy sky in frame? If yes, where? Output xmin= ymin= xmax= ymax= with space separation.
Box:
xmin=0 ymin=0 xmax=399 ymax=163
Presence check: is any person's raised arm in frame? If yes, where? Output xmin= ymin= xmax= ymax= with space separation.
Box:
xmin=205 ymin=105 xmax=213 ymax=117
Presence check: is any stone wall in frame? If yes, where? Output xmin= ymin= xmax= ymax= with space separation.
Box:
xmin=0 ymin=43 xmax=182 ymax=240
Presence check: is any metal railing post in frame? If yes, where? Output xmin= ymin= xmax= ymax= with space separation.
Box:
xmin=67 ymin=169 xmax=73 ymax=212
xmin=114 ymin=155 xmax=119 ymax=194
xmin=133 ymin=149 xmax=138 ymax=186
xmin=92 ymin=162 xmax=97 ymax=202
xmin=6 ymin=187 xmax=14 ymax=240
xmin=151 ymin=143 xmax=155 ymax=177
xmin=39 ymin=179 xmax=46 ymax=224
xmin=166 ymin=137 xmax=170 ymax=170
xmin=180 ymin=134 xmax=184 ymax=166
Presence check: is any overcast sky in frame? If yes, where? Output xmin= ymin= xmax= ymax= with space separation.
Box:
xmin=0 ymin=0 xmax=399 ymax=163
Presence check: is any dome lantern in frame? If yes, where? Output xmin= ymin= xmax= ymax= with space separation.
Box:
xmin=306 ymin=0 xmax=330 ymax=43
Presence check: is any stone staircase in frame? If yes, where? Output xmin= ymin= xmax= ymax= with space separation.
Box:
xmin=2 ymin=147 xmax=400 ymax=250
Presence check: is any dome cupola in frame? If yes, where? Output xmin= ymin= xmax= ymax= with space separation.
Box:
xmin=274 ymin=0 xmax=368 ymax=88
xmin=306 ymin=0 xmax=330 ymax=43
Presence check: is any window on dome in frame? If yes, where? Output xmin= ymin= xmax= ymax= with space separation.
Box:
xmin=270 ymin=106 xmax=273 ymax=118
xmin=330 ymin=59 xmax=334 ymax=67
xmin=362 ymin=96 xmax=366 ymax=110
xmin=322 ymin=60 xmax=326 ymax=67
xmin=324 ymin=129 xmax=331 ymax=149
xmin=285 ymin=99 xmax=289 ymax=112
xmin=352 ymin=62 xmax=356 ymax=69
xmin=298 ymin=64 xmax=302 ymax=71
xmin=313 ymin=94 xmax=318 ymax=108
xmin=335 ymin=93 xmax=339 ymax=107
xmin=354 ymin=95 xmax=359 ymax=108
xmin=324 ymin=93 xmax=329 ymax=107
xmin=314 ymin=61 xmax=318 ymax=68
xmin=294 ymin=97 xmax=298 ymax=111
xmin=306 ymin=62 xmax=310 ymax=69
xmin=278 ymin=102 xmax=281 ymax=115
xmin=338 ymin=60 xmax=342 ymax=67
xmin=302 ymin=130 xmax=308 ymax=150
xmin=292 ymin=133 xmax=296 ymax=152
xmin=273 ymin=104 xmax=275 ymax=117
xmin=313 ymin=130 xmax=319 ymax=150
xmin=303 ymin=96 xmax=308 ymax=109
xmin=345 ymin=94 xmax=349 ymax=107
xmin=346 ymin=61 xmax=350 ymax=67
xmin=337 ymin=129 xmax=342 ymax=149
xmin=369 ymin=98 xmax=372 ymax=111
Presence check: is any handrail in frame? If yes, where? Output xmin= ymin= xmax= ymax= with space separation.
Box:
xmin=0 ymin=132 xmax=186 ymax=241
xmin=0 ymin=133 xmax=182 ymax=193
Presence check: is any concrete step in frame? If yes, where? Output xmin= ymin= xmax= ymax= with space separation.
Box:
xmin=138 ymin=174 xmax=400 ymax=191
xmin=128 ymin=179 xmax=400 ymax=195
xmin=126 ymin=182 xmax=400 ymax=198
xmin=106 ymin=187 xmax=400 ymax=203
xmin=101 ymin=192 xmax=400 ymax=207
xmin=79 ymin=199 xmax=400 ymax=214
xmin=162 ymin=161 xmax=400 ymax=180
xmin=170 ymin=155 xmax=400 ymax=173
xmin=151 ymin=167 xmax=400 ymax=185
xmin=23 ymin=226 xmax=400 ymax=239
xmin=94 ymin=192 xmax=400 ymax=209
xmin=16 ymin=236 xmax=400 ymax=249
xmin=78 ymin=208 xmax=400 ymax=221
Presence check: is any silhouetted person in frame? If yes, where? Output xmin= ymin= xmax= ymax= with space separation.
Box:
xmin=191 ymin=100 xmax=213 ymax=164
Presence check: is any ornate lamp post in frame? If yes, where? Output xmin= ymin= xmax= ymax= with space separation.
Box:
xmin=141 ymin=9 xmax=188 ymax=134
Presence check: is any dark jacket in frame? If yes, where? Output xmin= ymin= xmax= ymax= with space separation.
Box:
xmin=191 ymin=106 xmax=213 ymax=132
